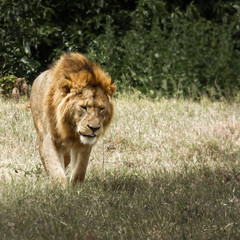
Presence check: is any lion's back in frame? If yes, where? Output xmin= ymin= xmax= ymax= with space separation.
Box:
xmin=30 ymin=70 xmax=52 ymax=136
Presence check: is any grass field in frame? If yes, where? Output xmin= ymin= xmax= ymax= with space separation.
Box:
xmin=0 ymin=94 xmax=240 ymax=239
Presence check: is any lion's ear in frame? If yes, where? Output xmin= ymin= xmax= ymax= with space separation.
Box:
xmin=59 ymin=80 xmax=72 ymax=95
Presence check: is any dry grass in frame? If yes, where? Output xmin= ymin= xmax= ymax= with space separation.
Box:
xmin=93 ymin=95 xmax=240 ymax=175
xmin=1 ymin=95 xmax=240 ymax=181
xmin=0 ymin=94 xmax=240 ymax=239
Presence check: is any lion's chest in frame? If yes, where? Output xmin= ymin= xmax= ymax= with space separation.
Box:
xmin=60 ymin=138 xmax=83 ymax=152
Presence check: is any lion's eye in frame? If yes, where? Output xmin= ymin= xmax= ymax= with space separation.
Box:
xmin=81 ymin=106 xmax=87 ymax=111
xmin=99 ymin=107 xmax=105 ymax=112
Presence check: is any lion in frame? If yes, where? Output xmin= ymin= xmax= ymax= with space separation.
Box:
xmin=30 ymin=53 xmax=116 ymax=187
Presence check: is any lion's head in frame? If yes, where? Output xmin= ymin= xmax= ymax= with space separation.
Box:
xmin=46 ymin=53 xmax=116 ymax=145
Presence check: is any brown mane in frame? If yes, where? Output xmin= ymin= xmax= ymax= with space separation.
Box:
xmin=51 ymin=53 xmax=116 ymax=97
xmin=45 ymin=53 xmax=116 ymax=142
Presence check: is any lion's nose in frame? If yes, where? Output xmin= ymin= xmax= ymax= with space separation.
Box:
xmin=87 ymin=125 xmax=100 ymax=133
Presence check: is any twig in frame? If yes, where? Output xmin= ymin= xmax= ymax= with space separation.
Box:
xmin=43 ymin=212 xmax=70 ymax=228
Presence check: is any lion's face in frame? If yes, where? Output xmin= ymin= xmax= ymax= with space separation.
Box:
xmin=58 ymin=85 xmax=113 ymax=145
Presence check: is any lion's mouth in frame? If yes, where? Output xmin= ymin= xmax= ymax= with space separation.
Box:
xmin=80 ymin=133 xmax=96 ymax=138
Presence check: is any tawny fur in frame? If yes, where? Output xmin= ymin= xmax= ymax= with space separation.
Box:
xmin=30 ymin=53 xmax=116 ymax=187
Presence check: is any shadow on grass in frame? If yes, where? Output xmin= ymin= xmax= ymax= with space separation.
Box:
xmin=0 ymin=165 xmax=240 ymax=240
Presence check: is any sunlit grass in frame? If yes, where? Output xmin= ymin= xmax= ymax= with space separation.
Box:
xmin=0 ymin=95 xmax=240 ymax=239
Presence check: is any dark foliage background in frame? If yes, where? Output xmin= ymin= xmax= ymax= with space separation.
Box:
xmin=0 ymin=0 xmax=240 ymax=98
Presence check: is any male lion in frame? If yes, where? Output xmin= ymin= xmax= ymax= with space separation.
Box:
xmin=30 ymin=53 xmax=116 ymax=187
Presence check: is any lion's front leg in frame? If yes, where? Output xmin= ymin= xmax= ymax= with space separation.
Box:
xmin=38 ymin=134 xmax=67 ymax=188
xmin=70 ymin=146 xmax=92 ymax=185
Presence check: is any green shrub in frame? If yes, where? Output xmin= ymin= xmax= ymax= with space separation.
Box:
xmin=0 ymin=0 xmax=240 ymax=99
xmin=0 ymin=0 xmax=134 ymax=80
xmin=85 ymin=1 xmax=240 ymax=98
xmin=0 ymin=75 xmax=18 ymax=97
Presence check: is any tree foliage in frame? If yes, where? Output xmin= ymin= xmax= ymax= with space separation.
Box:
xmin=0 ymin=0 xmax=240 ymax=98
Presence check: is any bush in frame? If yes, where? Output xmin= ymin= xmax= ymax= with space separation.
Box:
xmin=0 ymin=0 xmax=134 ymax=80
xmin=0 ymin=0 xmax=240 ymax=99
xmin=86 ymin=1 xmax=240 ymax=98
xmin=0 ymin=75 xmax=29 ymax=100
xmin=0 ymin=75 xmax=18 ymax=97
